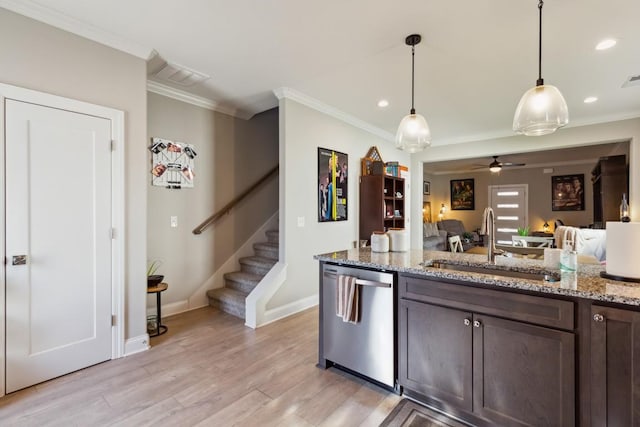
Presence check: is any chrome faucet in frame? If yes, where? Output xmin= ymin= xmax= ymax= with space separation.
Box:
xmin=483 ymin=207 xmax=503 ymax=264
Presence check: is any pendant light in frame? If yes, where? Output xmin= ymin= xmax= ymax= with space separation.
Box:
xmin=395 ymin=34 xmax=431 ymax=153
xmin=513 ymin=0 xmax=568 ymax=136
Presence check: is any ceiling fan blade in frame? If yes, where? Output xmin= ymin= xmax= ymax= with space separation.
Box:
xmin=501 ymin=162 xmax=526 ymax=167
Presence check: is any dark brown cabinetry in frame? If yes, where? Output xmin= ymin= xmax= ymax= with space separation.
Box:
xmin=591 ymin=155 xmax=627 ymax=227
xmin=590 ymin=305 xmax=640 ymax=426
xmin=399 ymin=275 xmax=575 ymax=426
xmin=359 ymin=175 xmax=405 ymax=242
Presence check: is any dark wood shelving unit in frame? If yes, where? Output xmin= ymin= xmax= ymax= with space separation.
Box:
xmin=591 ymin=155 xmax=627 ymax=228
xmin=359 ymin=175 xmax=405 ymax=242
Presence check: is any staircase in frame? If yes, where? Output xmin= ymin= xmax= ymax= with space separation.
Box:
xmin=207 ymin=229 xmax=279 ymax=319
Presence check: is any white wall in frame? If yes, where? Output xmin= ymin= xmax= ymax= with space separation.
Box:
xmin=272 ymin=97 xmax=410 ymax=309
xmin=0 ymin=9 xmax=148 ymax=343
xmin=410 ymin=118 xmax=640 ymax=248
xmin=147 ymin=93 xmax=278 ymax=309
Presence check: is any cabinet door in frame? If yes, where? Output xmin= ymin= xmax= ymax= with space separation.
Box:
xmin=473 ymin=315 xmax=575 ymax=426
xmin=399 ymin=299 xmax=473 ymax=411
xmin=591 ymin=306 xmax=640 ymax=426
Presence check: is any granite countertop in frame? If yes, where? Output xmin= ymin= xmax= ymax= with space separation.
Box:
xmin=314 ymin=248 xmax=640 ymax=307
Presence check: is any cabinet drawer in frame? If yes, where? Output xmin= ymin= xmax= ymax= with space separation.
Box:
xmin=400 ymin=275 xmax=574 ymax=330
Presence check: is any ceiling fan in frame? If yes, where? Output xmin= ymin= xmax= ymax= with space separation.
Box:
xmin=474 ymin=156 xmax=526 ymax=173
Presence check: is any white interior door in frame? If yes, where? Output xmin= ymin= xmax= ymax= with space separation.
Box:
xmin=488 ymin=184 xmax=528 ymax=245
xmin=5 ymin=99 xmax=112 ymax=393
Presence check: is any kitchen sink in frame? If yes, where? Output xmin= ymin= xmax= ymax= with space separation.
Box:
xmin=426 ymin=260 xmax=560 ymax=282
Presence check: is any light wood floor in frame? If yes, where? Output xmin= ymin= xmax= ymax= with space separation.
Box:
xmin=0 ymin=306 xmax=400 ymax=426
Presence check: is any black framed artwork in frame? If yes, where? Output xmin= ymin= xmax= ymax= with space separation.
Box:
xmin=552 ymin=174 xmax=585 ymax=211
xmin=423 ymin=181 xmax=431 ymax=195
xmin=318 ymin=147 xmax=348 ymax=222
xmin=450 ymin=179 xmax=475 ymax=210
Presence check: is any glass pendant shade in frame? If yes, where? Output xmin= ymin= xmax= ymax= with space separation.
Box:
xmin=513 ymin=84 xmax=569 ymax=136
xmin=395 ymin=112 xmax=431 ymax=153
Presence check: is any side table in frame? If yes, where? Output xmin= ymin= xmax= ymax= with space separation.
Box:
xmin=147 ymin=282 xmax=168 ymax=337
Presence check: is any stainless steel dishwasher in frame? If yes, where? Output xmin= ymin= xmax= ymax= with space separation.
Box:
xmin=320 ymin=263 xmax=396 ymax=389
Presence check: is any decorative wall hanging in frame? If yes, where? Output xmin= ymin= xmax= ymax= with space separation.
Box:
xmin=450 ymin=179 xmax=475 ymax=210
xmin=149 ymin=137 xmax=197 ymax=189
xmin=552 ymin=174 xmax=584 ymax=211
xmin=318 ymin=147 xmax=348 ymax=222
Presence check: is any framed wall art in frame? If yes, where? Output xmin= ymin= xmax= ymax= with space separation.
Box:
xmin=149 ymin=137 xmax=197 ymax=189
xmin=450 ymin=179 xmax=475 ymax=210
xmin=423 ymin=181 xmax=431 ymax=195
xmin=318 ymin=147 xmax=348 ymax=222
xmin=552 ymin=174 xmax=585 ymax=211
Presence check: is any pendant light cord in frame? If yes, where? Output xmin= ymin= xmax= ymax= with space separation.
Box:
xmin=537 ymin=0 xmax=544 ymax=86
xmin=410 ymin=44 xmax=416 ymax=114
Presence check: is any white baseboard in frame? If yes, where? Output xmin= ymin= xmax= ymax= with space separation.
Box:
xmin=256 ymin=294 xmax=319 ymax=328
xmin=124 ymin=334 xmax=150 ymax=356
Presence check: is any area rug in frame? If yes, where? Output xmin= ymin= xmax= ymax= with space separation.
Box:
xmin=379 ymin=399 xmax=468 ymax=427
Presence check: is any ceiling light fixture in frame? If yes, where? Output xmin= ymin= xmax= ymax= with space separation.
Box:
xmin=395 ymin=34 xmax=431 ymax=153
xmin=595 ymin=39 xmax=617 ymax=50
xmin=378 ymin=99 xmax=389 ymax=108
xmin=489 ymin=158 xmax=502 ymax=173
xmin=584 ymin=96 xmax=598 ymax=103
xmin=513 ymin=0 xmax=568 ymax=136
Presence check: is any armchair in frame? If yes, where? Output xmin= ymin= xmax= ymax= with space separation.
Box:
xmin=437 ymin=219 xmax=479 ymax=251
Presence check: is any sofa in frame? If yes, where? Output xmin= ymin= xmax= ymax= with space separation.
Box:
xmin=423 ymin=222 xmax=447 ymax=250
xmin=437 ymin=219 xmax=479 ymax=251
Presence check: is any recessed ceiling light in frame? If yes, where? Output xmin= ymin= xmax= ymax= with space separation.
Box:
xmin=377 ymin=99 xmax=389 ymax=108
xmin=595 ymin=39 xmax=617 ymax=50
xmin=584 ymin=96 xmax=598 ymax=103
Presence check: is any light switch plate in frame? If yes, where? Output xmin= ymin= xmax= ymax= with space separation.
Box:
xmin=170 ymin=216 xmax=178 ymax=228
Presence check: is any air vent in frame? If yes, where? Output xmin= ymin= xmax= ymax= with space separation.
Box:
xmin=622 ymin=75 xmax=640 ymax=88
xmin=154 ymin=61 xmax=210 ymax=87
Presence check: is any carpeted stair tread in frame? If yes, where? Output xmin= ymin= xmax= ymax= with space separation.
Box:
xmin=224 ymin=271 xmax=263 ymax=293
xmin=207 ymin=228 xmax=279 ymax=320
xmin=240 ymin=255 xmax=276 ymax=268
xmin=266 ymin=229 xmax=279 ymax=243
xmin=207 ymin=287 xmax=246 ymax=319
xmin=253 ymin=241 xmax=279 ymax=260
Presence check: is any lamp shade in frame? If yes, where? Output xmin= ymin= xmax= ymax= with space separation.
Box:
xmin=513 ymin=84 xmax=569 ymax=136
xmin=395 ymin=112 xmax=431 ymax=153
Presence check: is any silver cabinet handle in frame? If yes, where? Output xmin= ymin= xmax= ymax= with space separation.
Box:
xmin=473 ymin=320 xmax=482 ymax=328
xmin=12 ymin=255 xmax=27 ymax=265
xmin=463 ymin=318 xmax=471 ymax=326
xmin=593 ymin=314 xmax=605 ymax=322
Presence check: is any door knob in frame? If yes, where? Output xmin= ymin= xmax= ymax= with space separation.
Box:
xmin=12 ymin=255 xmax=27 ymax=265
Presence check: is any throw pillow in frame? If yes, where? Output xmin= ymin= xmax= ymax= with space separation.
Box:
xmin=424 ymin=222 xmax=439 ymax=237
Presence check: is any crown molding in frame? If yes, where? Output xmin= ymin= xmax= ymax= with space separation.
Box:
xmin=147 ymin=80 xmax=251 ymax=119
xmin=0 ymin=0 xmax=153 ymax=59
xmin=273 ymin=87 xmax=394 ymax=143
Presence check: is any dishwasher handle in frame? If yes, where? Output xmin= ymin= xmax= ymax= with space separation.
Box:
xmin=323 ymin=271 xmax=392 ymax=288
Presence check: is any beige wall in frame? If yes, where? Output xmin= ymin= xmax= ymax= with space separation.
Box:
xmin=274 ymin=97 xmax=409 ymax=309
xmin=0 ymin=9 xmax=147 ymax=341
xmin=147 ymin=93 xmax=278 ymax=306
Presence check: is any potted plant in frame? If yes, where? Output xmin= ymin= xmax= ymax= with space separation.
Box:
xmin=462 ymin=231 xmax=474 ymax=244
xmin=516 ymin=226 xmax=530 ymax=236
xmin=147 ymin=260 xmax=163 ymax=287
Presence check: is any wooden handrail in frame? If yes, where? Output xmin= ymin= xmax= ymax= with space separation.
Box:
xmin=192 ymin=165 xmax=279 ymax=235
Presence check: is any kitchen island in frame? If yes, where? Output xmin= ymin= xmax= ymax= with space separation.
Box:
xmin=316 ymin=248 xmax=640 ymax=426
